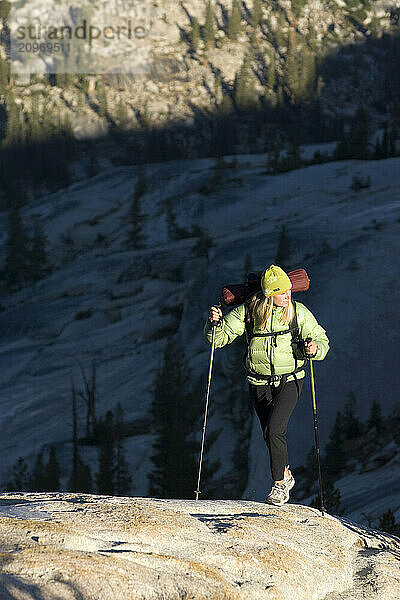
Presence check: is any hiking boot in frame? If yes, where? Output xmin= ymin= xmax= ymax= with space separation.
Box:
xmin=266 ymin=471 xmax=295 ymax=506
xmin=266 ymin=482 xmax=289 ymax=505
xmin=284 ymin=470 xmax=295 ymax=493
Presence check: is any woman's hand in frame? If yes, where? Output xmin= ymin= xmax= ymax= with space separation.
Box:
xmin=304 ymin=339 xmax=317 ymax=356
xmin=209 ymin=306 xmax=223 ymax=324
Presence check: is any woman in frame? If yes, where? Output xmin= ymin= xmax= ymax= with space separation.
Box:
xmin=205 ymin=264 xmax=329 ymax=506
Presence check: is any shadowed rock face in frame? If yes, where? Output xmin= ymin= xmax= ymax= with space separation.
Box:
xmin=0 ymin=493 xmax=399 ymax=600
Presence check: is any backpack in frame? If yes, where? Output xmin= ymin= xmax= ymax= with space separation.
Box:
xmin=221 ymin=268 xmax=311 ymax=384
xmin=221 ymin=268 xmax=310 ymax=307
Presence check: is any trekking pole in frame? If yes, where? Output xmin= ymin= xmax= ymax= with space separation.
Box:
xmin=195 ymin=305 xmax=220 ymax=501
xmin=309 ymin=354 xmax=326 ymax=516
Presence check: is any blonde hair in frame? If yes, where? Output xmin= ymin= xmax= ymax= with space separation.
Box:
xmin=248 ymin=291 xmax=294 ymax=330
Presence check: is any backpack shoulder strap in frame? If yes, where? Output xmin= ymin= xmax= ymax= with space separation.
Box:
xmin=244 ymin=299 xmax=254 ymax=343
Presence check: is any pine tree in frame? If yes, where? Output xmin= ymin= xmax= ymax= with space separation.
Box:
xmin=333 ymin=130 xmax=351 ymax=161
xmin=6 ymin=457 xmax=30 ymax=491
xmin=97 ymin=86 xmax=108 ymax=118
xmin=192 ymin=226 xmax=213 ymax=260
xmin=291 ymin=0 xmax=307 ymax=20
xmin=87 ymin=144 xmax=100 ymax=177
xmin=214 ymin=73 xmax=223 ymax=103
xmin=243 ymin=253 xmax=253 ymax=277
xmin=128 ymin=166 xmax=147 ymax=248
xmin=218 ymin=93 xmax=234 ymax=117
xmin=190 ymin=18 xmax=201 ymax=52
xmin=285 ymin=130 xmax=302 ymax=170
xmin=227 ymin=0 xmax=242 ymax=40
xmin=204 ymin=1 xmax=215 ymax=48
xmin=389 ymin=126 xmax=397 ymax=157
xmin=30 ymin=452 xmax=46 ymax=492
xmin=29 ymin=223 xmax=49 ymax=281
xmin=275 ymin=225 xmax=291 ymax=272
xmin=116 ymin=98 xmax=129 ymax=132
xmin=282 ymin=31 xmax=298 ymax=104
xmin=366 ymin=399 xmax=383 ymax=432
xmin=234 ymin=56 xmax=256 ymax=112
xmin=115 ymin=403 xmax=132 ymax=496
xmin=0 ymin=55 xmax=10 ymax=90
xmin=96 ymin=411 xmax=116 ymax=495
xmin=0 ymin=1 xmax=11 ymax=19
xmin=342 ymin=391 xmax=362 ymax=439
xmin=3 ymin=93 xmax=24 ymax=149
xmin=4 ymin=199 xmax=30 ymax=289
xmin=68 ymin=378 xmax=93 ymax=493
xmin=349 ymin=107 xmax=370 ymax=159
xmin=299 ymin=47 xmax=316 ymax=101
xmin=311 ymin=480 xmax=343 ymax=515
xmin=323 ymin=412 xmax=346 ymax=481
xmin=44 ymin=446 xmax=60 ymax=492
xmin=149 ymin=338 xmax=212 ymax=498
xmin=251 ymin=0 xmax=262 ymax=28
xmin=379 ymin=509 xmax=398 ymax=534
xmin=267 ymin=130 xmax=282 ymax=174
xmin=266 ymin=56 xmax=276 ymax=91
xmin=282 ymin=32 xmax=316 ymax=104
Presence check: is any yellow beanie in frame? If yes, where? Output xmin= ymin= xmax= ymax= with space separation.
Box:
xmin=261 ymin=265 xmax=292 ymax=296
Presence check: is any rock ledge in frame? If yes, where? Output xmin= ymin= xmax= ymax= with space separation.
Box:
xmin=0 ymin=493 xmax=399 ymax=599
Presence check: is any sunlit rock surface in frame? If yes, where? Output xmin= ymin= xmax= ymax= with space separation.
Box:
xmin=0 ymin=493 xmax=399 ymax=599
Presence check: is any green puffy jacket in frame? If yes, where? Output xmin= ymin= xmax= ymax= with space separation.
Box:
xmin=204 ymin=301 xmax=329 ymax=386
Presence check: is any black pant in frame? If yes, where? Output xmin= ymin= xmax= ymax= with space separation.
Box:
xmin=249 ymin=378 xmax=303 ymax=482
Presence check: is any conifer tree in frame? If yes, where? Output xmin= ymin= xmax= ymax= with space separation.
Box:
xmin=282 ymin=31 xmax=302 ymax=103
xmin=204 ymin=1 xmax=216 ymax=48
xmin=214 ymin=73 xmax=222 ymax=104
xmin=234 ymin=56 xmax=256 ymax=112
xmin=4 ymin=199 xmax=30 ymax=289
xmin=6 ymin=457 xmax=30 ymax=491
xmin=349 ymin=107 xmax=370 ymax=159
xmin=96 ymin=411 xmax=116 ymax=495
xmin=342 ymin=391 xmax=362 ymax=439
xmin=97 ymin=86 xmax=108 ymax=118
xmin=149 ymin=338 xmax=214 ymax=498
xmin=192 ymin=226 xmax=213 ymax=260
xmin=227 ymin=0 xmax=242 ymax=40
xmin=311 ymin=480 xmax=342 ymax=515
xmin=267 ymin=130 xmax=282 ymax=174
xmin=115 ymin=403 xmax=132 ymax=496
xmin=190 ymin=18 xmax=201 ymax=52
xmin=251 ymin=0 xmax=262 ymax=28
xmin=0 ymin=55 xmax=10 ymax=90
xmin=275 ymin=225 xmax=291 ymax=271
xmin=0 ymin=1 xmax=11 ymax=19
xmin=266 ymin=56 xmax=276 ymax=91
xmin=389 ymin=126 xmax=397 ymax=157
xmin=379 ymin=509 xmax=398 ymax=534
xmin=218 ymin=93 xmax=234 ymax=117
xmin=128 ymin=166 xmax=147 ymax=248
xmin=367 ymin=399 xmax=383 ymax=433
xmin=29 ymin=223 xmax=49 ymax=281
xmin=243 ymin=253 xmax=253 ymax=277
xmin=44 ymin=446 xmax=60 ymax=492
xmin=116 ymin=99 xmax=129 ymax=132
xmin=87 ymin=144 xmax=100 ymax=177
xmin=286 ymin=130 xmax=302 ymax=170
xmin=323 ymin=412 xmax=346 ymax=480
xmin=291 ymin=0 xmax=307 ymax=20
xmin=30 ymin=451 xmax=46 ymax=492
xmin=3 ymin=93 xmax=23 ymax=149
xmin=68 ymin=377 xmax=93 ymax=493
